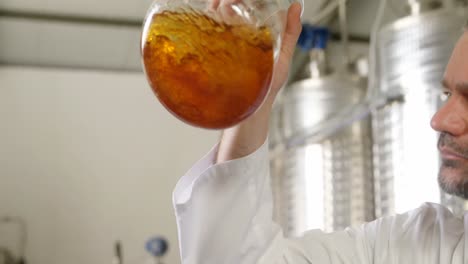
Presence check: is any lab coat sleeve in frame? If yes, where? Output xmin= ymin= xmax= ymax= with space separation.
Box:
xmin=173 ymin=140 xmax=375 ymax=264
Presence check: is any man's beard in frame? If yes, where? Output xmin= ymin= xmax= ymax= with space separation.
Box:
xmin=437 ymin=133 xmax=468 ymax=199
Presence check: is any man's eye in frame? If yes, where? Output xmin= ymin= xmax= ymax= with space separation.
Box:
xmin=440 ymin=91 xmax=452 ymax=102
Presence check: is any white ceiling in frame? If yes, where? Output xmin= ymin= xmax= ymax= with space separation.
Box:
xmin=0 ymin=0 xmax=381 ymax=71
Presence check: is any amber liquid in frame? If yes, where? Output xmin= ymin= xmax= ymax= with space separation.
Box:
xmin=141 ymin=8 xmax=274 ymax=129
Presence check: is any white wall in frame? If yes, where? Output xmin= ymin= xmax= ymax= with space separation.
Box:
xmin=0 ymin=66 xmax=219 ymax=264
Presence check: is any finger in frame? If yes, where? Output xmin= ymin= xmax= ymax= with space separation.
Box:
xmin=280 ymin=2 xmax=302 ymax=60
xmin=209 ymin=0 xmax=221 ymax=11
xmin=219 ymin=0 xmax=244 ymax=23
xmin=208 ymin=0 xmax=250 ymax=25
xmin=208 ymin=0 xmax=241 ymax=14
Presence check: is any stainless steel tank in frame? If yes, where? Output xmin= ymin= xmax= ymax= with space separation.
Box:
xmin=373 ymin=4 xmax=468 ymax=217
xmin=270 ymin=60 xmax=375 ymax=236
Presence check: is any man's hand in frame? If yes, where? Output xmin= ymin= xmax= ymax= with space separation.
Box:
xmin=267 ymin=2 xmax=303 ymax=102
xmin=216 ymin=3 xmax=302 ymax=162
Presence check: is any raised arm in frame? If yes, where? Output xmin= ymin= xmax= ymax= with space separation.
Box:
xmin=174 ymin=4 xmax=383 ymax=263
xmin=216 ymin=2 xmax=302 ymax=162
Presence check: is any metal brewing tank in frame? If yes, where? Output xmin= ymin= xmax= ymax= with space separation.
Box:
xmin=373 ymin=4 xmax=468 ymax=217
xmin=270 ymin=30 xmax=375 ymax=235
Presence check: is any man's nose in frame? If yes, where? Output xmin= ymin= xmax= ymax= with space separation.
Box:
xmin=430 ymin=96 xmax=467 ymax=136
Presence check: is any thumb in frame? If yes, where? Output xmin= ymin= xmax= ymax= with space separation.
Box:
xmin=264 ymin=2 xmax=302 ymax=101
xmin=280 ymin=2 xmax=302 ymax=61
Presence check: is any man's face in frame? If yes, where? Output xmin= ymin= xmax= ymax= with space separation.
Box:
xmin=431 ymin=31 xmax=468 ymax=198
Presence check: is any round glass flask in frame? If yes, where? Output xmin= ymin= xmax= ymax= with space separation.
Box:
xmin=141 ymin=0 xmax=303 ymax=129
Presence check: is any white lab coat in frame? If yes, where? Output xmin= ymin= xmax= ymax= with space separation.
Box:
xmin=173 ymin=140 xmax=468 ymax=264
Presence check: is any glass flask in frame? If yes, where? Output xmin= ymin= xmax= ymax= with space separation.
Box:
xmin=141 ymin=0 xmax=303 ymax=129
